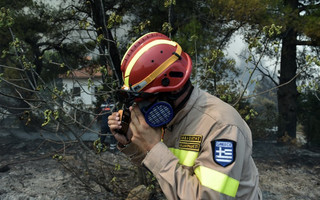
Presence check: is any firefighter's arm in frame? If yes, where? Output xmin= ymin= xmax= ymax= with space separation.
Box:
xmin=142 ymin=125 xmax=247 ymax=199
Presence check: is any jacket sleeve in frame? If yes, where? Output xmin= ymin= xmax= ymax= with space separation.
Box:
xmin=142 ymin=125 xmax=249 ymax=200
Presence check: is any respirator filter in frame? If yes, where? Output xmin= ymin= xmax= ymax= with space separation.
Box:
xmin=140 ymin=101 xmax=174 ymax=128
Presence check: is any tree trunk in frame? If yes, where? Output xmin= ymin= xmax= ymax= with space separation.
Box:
xmin=90 ymin=0 xmax=123 ymax=86
xmin=277 ymin=0 xmax=299 ymax=139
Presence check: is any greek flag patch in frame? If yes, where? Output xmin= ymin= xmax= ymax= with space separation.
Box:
xmin=212 ymin=140 xmax=236 ymax=167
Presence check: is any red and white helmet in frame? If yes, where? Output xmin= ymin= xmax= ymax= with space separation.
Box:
xmin=120 ymin=32 xmax=192 ymax=93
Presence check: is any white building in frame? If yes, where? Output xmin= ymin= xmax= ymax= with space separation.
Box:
xmin=60 ymin=67 xmax=103 ymax=107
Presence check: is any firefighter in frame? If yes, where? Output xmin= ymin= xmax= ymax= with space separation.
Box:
xmin=108 ymin=32 xmax=262 ymax=199
xmin=99 ymin=96 xmax=116 ymax=151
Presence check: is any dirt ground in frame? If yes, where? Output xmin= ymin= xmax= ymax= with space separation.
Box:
xmin=0 ymin=131 xmax=320 ymax=200
xmin=253 ymin=141 xmax=320 ymax=200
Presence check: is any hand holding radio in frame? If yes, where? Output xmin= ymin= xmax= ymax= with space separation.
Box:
xmin=116 ymin=106 xmax=131 ymax=136
xmin=129 ymin=105 xmax=162 ymax=154
xmin=108 ymin=110 xmax=132 ymax=147
xmin=108 ymin=104 xmax=162 ymax=153
xmin=109 ymin=88 xmax=170 ymax=152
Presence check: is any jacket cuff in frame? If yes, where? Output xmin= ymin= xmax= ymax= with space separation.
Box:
xmin=142 ymin=142 xmax=178 ymax=173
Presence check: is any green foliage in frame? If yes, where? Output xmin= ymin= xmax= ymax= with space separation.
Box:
xmin=296 ymin=52 xmax=320 ymax=99
xmin=197 ymin=49 xmax=239 ymax=93
xmin=262 ymin=24 xmax=282 ymax=38
xmin=133 ymin=20 xmax=151 ymax=33
xmin=0 ymin=7 xmax=14 ymax=27
xmin=41 ymin=108 xmax=59 ymax=127
xmin=107 ymin=12 xmax=122 ymax=29
xmin=306 ymin=55 xmax=320 ymax=67
xmin=52 ymin=154 xmax=63 ymax=161
xmin=162 ymin=22 xmax=173 ymax=33
xmin=93 ymin=138 xmax=108 ymax=154
xmin=79 ymin=19 xmax=90 ymax=29
xmin=42 ymin=109 xmax=52 ymax=127
xmin=164 ymin=0 xmax=176 ymax=7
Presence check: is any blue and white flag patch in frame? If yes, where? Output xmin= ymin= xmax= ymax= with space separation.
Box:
xmin=212 ymin=140 xmax=236 ymax=167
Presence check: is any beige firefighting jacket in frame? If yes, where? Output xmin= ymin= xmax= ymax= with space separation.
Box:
xmin=121 ymin=87 xmax=262 ymax=200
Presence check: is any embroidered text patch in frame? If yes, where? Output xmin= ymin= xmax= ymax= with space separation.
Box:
xmin=179 ymin=135 xmax=203 ymax=152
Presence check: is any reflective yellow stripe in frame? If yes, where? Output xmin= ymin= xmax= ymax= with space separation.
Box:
xmin=169 ymin=148 xmax=198 ymax=167
xmin=169 ymin=147 xmax=239 ymax=197
xmin=194 ymin=166 xmax=239 ymax=197
xmin=123 ymin=40 xmax=179 ymax=88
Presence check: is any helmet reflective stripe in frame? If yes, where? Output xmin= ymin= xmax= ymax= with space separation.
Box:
xmin=169 ymin=147 xmax=239 ymax=197
xmin=131 ymin=43 xmax=182 ymax=92
xmin=123 ymin=39 xmax=179 ymax=89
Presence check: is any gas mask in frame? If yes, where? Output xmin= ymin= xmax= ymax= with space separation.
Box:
xmin=138 ymin=100 xmax=174 ymax=128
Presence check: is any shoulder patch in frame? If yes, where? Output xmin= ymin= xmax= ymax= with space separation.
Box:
xmin=212 ymin=140 xmax=236 ymax=167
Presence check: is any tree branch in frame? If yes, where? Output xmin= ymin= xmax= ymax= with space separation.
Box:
xmin=243 ymin=69 xmax=303 ymax=100
xmin=295 ymin=40 xmax=319 ymax=46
